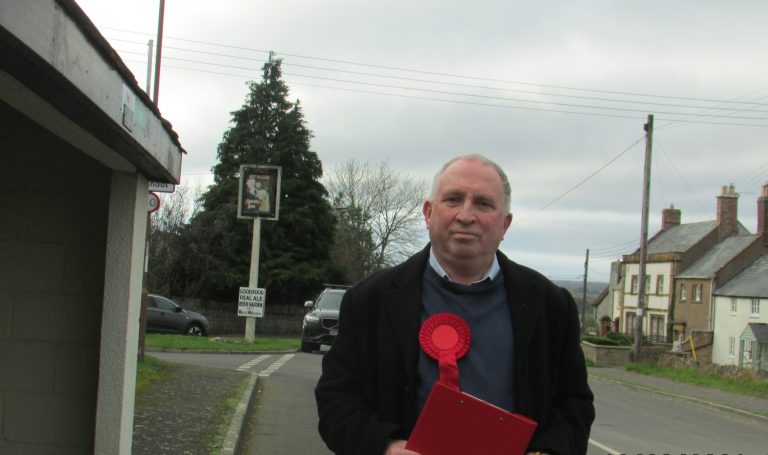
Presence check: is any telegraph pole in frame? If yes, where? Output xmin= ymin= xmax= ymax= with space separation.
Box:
xmin=152 ymin=0 xmax=165 ymax=105
xmin=633 ymin=114 xmax=654 ymax=359
xmin=581 ymin=248 xmax=589 ymax=328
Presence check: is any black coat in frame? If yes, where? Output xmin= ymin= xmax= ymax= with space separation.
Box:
xmin=315 ymin=246 xmax=594 ymax=455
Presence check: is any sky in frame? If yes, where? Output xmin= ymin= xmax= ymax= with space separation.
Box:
xmin=73 ymin=0 xmax=768 ymax=284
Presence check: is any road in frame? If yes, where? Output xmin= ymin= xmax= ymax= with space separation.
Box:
xmin=153 ymin=352 xmax=768 ymax=454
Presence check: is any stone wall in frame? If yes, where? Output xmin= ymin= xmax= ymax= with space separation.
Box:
xmin=175 ymin=298 xmax=305 ymax=336
xmin=581 ymin=341 xmax=631 ymax=367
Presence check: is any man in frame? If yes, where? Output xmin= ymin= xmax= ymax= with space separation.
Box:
xmin=315 ymin=154 xmax=594 ymax=455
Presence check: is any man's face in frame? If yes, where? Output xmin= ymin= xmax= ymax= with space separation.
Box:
xmin=423 ymin=158 xmax=512 ymax=268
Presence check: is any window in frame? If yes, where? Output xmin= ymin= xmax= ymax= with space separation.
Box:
xmin=630 ymin=275 xmax=638 ymax=294
xmin=656 ymin=275 xmax=665 ymax=294
xmin=626 ymin=312 xmax=636 ymax=335
xmin=729 ymin=337 xmax=735 ymax=357
xmin=751 ymin=298 xmax=760 ymax=316
xmin=650 ymin=315 xmax=664 ymax=342
xmin=693 ymin=284 xmax=703 ymax=303
xmin=680 ymin=284 xmax=687 ymax=303
xmin=645 ymin=275 xmax=651 ymax=294
xmin=730 ymin=298 xmax=737 ymax=314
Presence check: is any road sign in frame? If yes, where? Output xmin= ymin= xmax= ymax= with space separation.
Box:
xmin=149 ymin=181 xmax=175 ymax=193
xmin=148 ymin=192 xmax=160 ymax=213
xmin=238 ymin=287 xmax=266 ymax=317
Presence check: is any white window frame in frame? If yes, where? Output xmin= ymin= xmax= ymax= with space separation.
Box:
xmin=656 ymin=275 xmax=665 ymax=294
xmin=693 ymin=284 xmax=702 ymax=303
xmin=730 ymin=298 xmax=737 ymax=314
xmin=631 ymin=275 xmax=638 ymax=294
xmin=680 ymin=285 xmax=687 ymax=303
xmin=751 ymin=298 xmax=760 ymax=316
xmin=729 ymin=337 xmax=735 ymax=357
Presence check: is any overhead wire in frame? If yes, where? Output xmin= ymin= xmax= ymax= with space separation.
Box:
xmin=511 ymin=136 xmax=645 ymax=226
xmin=104 ymin=27 xmax=768 ymax=108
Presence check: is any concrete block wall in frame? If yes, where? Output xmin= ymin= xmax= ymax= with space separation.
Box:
xmin=0 ymin=104 xmax=110 ymax=454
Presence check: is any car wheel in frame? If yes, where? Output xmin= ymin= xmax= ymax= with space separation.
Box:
xmin=300 ymin=336 xmax=319 ymax=353
xmin=185 ymin=323 xmax=205 ymax=336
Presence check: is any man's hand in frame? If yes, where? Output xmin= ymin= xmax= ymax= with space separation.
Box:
xmin=384 ymin=439 xmax=420 ymax=455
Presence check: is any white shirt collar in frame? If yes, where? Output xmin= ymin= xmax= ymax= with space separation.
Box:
xmin=428 ymin=247 xmax=500 ymax=284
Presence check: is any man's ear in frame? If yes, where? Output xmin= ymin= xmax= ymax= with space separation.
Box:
xmin=423 ymin=200 xmax=433 ymax=226
xmin=502 ymin=212 xmax=513 ymax=232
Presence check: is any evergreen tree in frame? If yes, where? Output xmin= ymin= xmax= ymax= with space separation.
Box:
xmin=175 ymin=56 xmax=342 ymax=305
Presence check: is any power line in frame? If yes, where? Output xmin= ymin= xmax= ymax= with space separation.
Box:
xmin=104 ymin=27 xmax=768 ymax=110
xmin=512 ymin=136 xmax=646 ymax=226
xmin=119 ymin=52 xmax=768 ymax=127
xmin=110 ymin=38 xmax=768 ymax=115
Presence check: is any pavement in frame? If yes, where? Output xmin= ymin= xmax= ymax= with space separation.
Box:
xmin=132 ymin=358 xmax=768 ymax=455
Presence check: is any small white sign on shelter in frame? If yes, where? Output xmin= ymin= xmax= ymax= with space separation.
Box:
xmin=238 ymin=287 xmax=266 ymax=317
xmin=149 ymin=181 xmax=175 ymax=193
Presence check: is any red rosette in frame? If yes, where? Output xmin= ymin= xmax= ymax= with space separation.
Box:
xmin=419 ymin=313 xmax=471 ymax=390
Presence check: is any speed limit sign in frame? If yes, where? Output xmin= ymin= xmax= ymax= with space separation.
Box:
xmin=148 ymin=192 xmax=160 ymax=213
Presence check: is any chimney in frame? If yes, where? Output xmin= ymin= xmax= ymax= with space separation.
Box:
xmin=758 ymin=183 xmax=768 ymax=239
xmin=717 ymin=183 xmax=739 ymax=239
xmin=661 ymin=204 xmax=681 ymax=230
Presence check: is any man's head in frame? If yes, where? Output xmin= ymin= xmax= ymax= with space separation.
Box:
xmin=423 ymin=155 xmax=513 ymax=281
xmin=428 ymin=154 xmax=511 ymax=213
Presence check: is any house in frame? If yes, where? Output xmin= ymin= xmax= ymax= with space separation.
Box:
xmin=1 ymin=1 xmax=183 ymax=453
xmin=614 ymin=207 xmax=721 ymax=342
xmin=592 ymin=261 xmax=621 ymax=334
xmin=710 ymin=184 xmax=768 ymax=371
xmin=711 ymin=254 xmax=768 ymax=371
xmin=613 ymin=184 xmax=763 ymax=344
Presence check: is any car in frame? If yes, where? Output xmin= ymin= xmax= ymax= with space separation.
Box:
xmin=146 ymin=294 xmax=210 ymax=336
xmin=301 ymin=287 xmax=347 ymax=352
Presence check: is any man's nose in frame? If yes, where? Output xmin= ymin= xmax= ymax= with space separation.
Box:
xmin=455 ymin=202 xmax=476 ymax=222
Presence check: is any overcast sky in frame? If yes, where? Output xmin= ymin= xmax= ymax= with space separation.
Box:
xmin=74 ymin=0 xmax=768 ymax=284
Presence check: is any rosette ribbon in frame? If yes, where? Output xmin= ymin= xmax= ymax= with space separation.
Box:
xmin=419 ymin=313 xmax=471 ymax=391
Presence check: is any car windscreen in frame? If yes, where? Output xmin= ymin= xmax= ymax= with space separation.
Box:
xmin=318 ymin=292 xmax=344 ymax=310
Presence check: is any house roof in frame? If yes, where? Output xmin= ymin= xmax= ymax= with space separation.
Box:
xmin=741 ymin=323 xmax=768 ymax=343
xmin=645 ymin=221 xmax=718 ymax=255
xmin=591 ymin=287 xmax=609 ymax=307
xmin=715 ymin=254 xmax=768 ymax=298
xmin=677 ymin=234 xmax=759 ymax=279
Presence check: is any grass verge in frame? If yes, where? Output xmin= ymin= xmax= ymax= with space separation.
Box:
xmin=145 ymin=334 xmax=300 ymax=352
xmin=625 ymin=362 xmax=768 ymax=399
xmin=208 ymin=373 xmax=252 ymax=455
xmin=135 ymin=354 xmax=176 ymax=394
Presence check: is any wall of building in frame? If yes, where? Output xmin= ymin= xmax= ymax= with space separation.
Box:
xmin=712 ymin=296 xmax=768 ymax=366
xmin=0 ymin=102 xmax=110 ymax=453
xmin=674 ymin=278 xmax=713 ymax=334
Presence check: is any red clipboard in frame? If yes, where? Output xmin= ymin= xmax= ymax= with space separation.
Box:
xmin=406 ymin=381 xmax=537 ymax=455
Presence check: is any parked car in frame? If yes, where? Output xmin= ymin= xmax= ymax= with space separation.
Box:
xmin=146 ymin=294 xmax=210 ymax=336
xmin=301 ymin=287 xmax=347 ymax=352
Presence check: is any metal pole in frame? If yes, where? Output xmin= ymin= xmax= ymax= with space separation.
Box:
xmin=146 ymin=39 xmax=154 ymax=95
xmin=633 ymin=114 xmax=654 ymax=359
xmin=245 ymin=218 xmax=260 ymax=343
xmin=152 ymin=0 xmax=165 ymax=105
xmin=581 ymin=248 xmax=589 ymax=329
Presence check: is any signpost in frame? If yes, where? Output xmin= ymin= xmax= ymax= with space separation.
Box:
xmin=148 ymin=192 xmax=160 ymax=213
xmin=238 ymin=287 xmax=266 ymax=317
xmin=237 ymin=164 xmax=282 ymax=343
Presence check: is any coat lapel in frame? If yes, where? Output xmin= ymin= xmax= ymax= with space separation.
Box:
xmin=384 ymin=247 xmax=430 ymax=385
xmin=499 ymin=253 xmax=544 ymax=358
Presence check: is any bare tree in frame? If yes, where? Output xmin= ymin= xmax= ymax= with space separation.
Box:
xmin=148 ymin=183 xmax=203 ymax=295
xmin=326 ymin=159 xmax=427 ymax=273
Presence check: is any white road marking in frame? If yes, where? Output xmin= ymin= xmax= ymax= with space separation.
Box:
xmin=258 ymin=353 xmax=295 ymax=377
xmin=236 ymin=354 xmax=271 ymax=371
xmin=589 ymin=438 xmax=621 ymax=454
